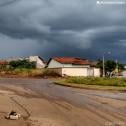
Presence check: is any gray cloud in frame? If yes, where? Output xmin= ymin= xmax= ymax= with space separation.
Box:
xmin=0 ymin=0 xmax=126 ymax=62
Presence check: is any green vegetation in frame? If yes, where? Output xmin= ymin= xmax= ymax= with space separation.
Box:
xmin=65 ymin=77 xmax=126 ymax=87
xmin=96 ymin=59 xmax=124 ymax=73
xmin=42 ymin=69 xmax=61 ymax=77
xmin=9 ymin=60 xmax=36 ymax=69
xmin=55 ymin=81 xmax=126 ymax=91
xmin=0 ymin=67 xmax=61 ymax=78
xmin=0 ymin=59 xmax=61 ymax=78
xmin=0 ymin=68 xmax=44 ymax=77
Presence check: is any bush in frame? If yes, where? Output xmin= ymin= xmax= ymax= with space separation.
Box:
xmin=42 ymin=69 xmax=61 ymax=77
xmin=9 ymin=60 xmax=36 ymax=69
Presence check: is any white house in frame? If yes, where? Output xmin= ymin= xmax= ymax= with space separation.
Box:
xmin=28 ymin=56 xmax=45 ymax=69
xmin=47 ymin=57 xmax=100 ymax=77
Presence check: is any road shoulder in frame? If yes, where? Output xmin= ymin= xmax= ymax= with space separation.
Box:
xmin=55 ymin=81 xmax=126 ymax=92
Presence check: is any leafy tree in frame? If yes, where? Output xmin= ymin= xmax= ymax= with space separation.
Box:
xmin=105 ymin=60 xmax=116 ymax=72
xmin=9 ymin=60 xmax=36 ymax=69
xmin=118 ymin=63 xmax=124 ymax=71
xmin=96 ymin=59 xmax=124 ymax=75
xmin=96 ymin=59 xmax=103 ymax=70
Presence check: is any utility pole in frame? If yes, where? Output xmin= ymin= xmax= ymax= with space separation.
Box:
xmin=102 ymin=54 xmax=105 ymax=77
xmin=115 ymin=59 xmax=119 ymax=76
xmin=102 ymin=52 xmax=111 ymax=77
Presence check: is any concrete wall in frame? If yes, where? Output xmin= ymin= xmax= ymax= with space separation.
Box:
xmin=47 ymin=59 xmax=100 ymax=77
xmin=121 ymin=70 xmax=126 ymax=77
xmin=47 ymin=59 xmax=63 ymax=68
xmin=49 ymin=67 xmax=100 ymax=77
xmin=87 ymin=68 xmax=94 ymax=76
xmin=93 ymin=68 xmax=100 ymax=77
xmin=62 ymin=68 xmax=88 ymax=76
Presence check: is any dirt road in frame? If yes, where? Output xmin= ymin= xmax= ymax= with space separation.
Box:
xmin=0 ymin=78 xmax=126 ymax=126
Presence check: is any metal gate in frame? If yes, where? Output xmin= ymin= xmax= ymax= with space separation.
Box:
xmin=87 ymin=68 xmax=94 ymax=76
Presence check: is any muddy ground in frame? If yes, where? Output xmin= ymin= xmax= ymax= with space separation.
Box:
xmin=0 ymin=78 xmax=126 ymax=126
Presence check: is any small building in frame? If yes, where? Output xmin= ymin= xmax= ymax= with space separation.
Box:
xmin=0 ymin=61 xmax=9 ymax=69
xmin=5 ymin=56 xmax=45 ymax=69
xmin=47 ymin=57 xmax=100 ymax=77
xmin=28 ymin=56 xmax=45 ymax=69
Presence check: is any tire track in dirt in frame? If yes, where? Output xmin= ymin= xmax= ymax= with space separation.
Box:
xmin=47 ymin=99 xmax=105 ymax=126
xmin=76 ymin=92 xmax=126 ymax=122
xmin=10 ymin=97 xmax=31 ymax=120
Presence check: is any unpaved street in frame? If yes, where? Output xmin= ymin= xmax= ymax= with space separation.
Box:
xmin=0 ymin=78 xmax=126 ymax=126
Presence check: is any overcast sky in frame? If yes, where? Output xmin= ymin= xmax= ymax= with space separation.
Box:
xmin=0 ymin=0 xmax=126 ymax=62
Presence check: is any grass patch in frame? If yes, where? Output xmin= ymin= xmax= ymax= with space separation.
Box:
xmin=65 ymin=77 xmax=126 ymax=87
xmin=0 ymin=68 xmax=44 ymax=77
xmin=0 ymin=68 xmax=61 ymax=78
xmin=55 ymin=81 xmax=126 ymax=91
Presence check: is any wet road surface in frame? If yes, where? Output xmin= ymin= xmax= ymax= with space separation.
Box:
xmin=0 ymin=78 xmax=126 ymax=126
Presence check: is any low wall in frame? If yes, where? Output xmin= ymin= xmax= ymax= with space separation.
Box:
xmin=49 ymin=67 xmax=100 ymax=77
xmin=94 ymin=68 xmax=100 ymax=77
xmin=62 ymin=68 xmax=88 ymax=76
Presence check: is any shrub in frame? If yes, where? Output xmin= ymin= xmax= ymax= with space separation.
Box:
xmin=65 ymin=77 xmax=126 ymax=87
xmin=9 ymin=60 xmax=36 ymax=69
xmin=42 ymin=69 xmax=61 ymax=77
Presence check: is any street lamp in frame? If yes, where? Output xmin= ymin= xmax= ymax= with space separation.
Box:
xmin=102 ymin=52 xmax=111 ymax=77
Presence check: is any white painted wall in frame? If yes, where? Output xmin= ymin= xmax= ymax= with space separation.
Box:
xmin=93 ymin=68 xmax=100 ymax=77
xmin=62 ymin=68 xmax=88 ymax=76
xmin=61 ymin=68 xmax=100 ymax=77
xmin=47 ymin=59 xmax=63 ymax=68
xmin=47 ymin=59 xmax=100 ymax=77
xmin=121 ymin=71 xmax=126 ymax=77
xmin=87 ymin=68 xmax=94 ymax=76
xmin=29 ymin=56 xmax=45 ymax=68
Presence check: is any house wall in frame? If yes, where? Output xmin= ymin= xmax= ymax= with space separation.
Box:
xmin=29 ymin=56 xmax=45 ymax=68
xmin=121 ymin=70 xmax=126 ymax=77
xmin=47 ymin=59 xmax=90 ymax=68
xmin=62 ymin=68 xmax=88 ymax=76
xmin=47 ymin=59 xmax=100 ymax=77
xmin=61 ymin=68 xmax=100 ymax=77
xmin=48 ymin=67 xmax=100 ymax=77
xmin=93 ymin=68 xmax=100 ymax=77
xmin=47 ymin=59 xmax=63 ymax=68
xmin=87 ymin=68 xmax=94 ymax=76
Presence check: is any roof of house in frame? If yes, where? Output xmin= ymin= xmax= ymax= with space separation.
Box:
xmin=38 ymin=56 xmax=46 ymax=64
xmin=52 ymin=57 xmax=92 ymax=65
xmin=0 ymin=61 xmax=8 ymax=65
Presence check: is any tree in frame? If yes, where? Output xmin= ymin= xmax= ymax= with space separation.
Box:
xmin=105 ymin=60 xmax=116 ymax=72
xmin=9 ymin=60 xmax=36 ymax=69
xmin=96 ymin=59 xmax=124 ymax=76
xmin=118 ymin=63 xmax=124 ymax=71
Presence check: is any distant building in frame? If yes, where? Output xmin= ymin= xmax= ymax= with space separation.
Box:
xmin=5 ymin=56 xmax=45 ymax=69
xmin=0 ymin=61 xmax=8 ymax=65
xmin=28 ymin=56 xmax=45 ymax=69
xmin=47 ymin=57 xmax=100 ymax=77
xmin=0 ymin=60 xmax=9 ymax=69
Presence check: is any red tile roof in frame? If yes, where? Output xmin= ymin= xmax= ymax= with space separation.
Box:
xmin=53 ymin=57 xmax=92 ymax=65
xmin=0 ymin=61 xmax=8 ymax=65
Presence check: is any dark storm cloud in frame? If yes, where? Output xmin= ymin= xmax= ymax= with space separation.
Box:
xmin=0 ymin=0 xmax=126 ymax=62
xmin=0 ymin=0 xmax=20 ymax=7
